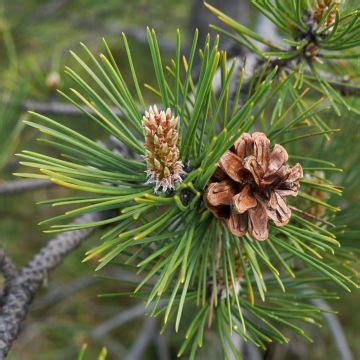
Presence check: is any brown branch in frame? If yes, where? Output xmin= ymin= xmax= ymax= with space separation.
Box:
xmin=124 ymin=317 xmax=157 ymax=360
xmin=0 ymin=251 xmax=17 ymax=285
xmin=32 ymin=268 xmax=141 ymax=311
xmin=21 ymin=61 xmax=358 ymax=124
xmin=153 ymin=330 xmax=171 ymax=360
xmin=23 ymin=100 xmax=124 ymax=117
xmin=310 ymin=298 xmax=353 ymax=360
xmin=32 ymin=0 xmax=72 ymax=21
xmin=0 ymin=250 xmax=17 ymax=307
xmin=31 ymin=275 xmax=97 ymax=311
xmin=91 ymin=303 xmax=156 ymax=340
xmin=190 ymin=0 xmax=250 ymax=54
xmin=0 ymin=179 xmax=53 ymax=196
xmin=0 ymin=212 xmax=106 ymax=358
xmin=103 ymin=23 xmax=177 ymax=54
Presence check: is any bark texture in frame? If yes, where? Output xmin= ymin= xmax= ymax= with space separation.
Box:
xmin=0 ymin=212 xmax=104 ymax=358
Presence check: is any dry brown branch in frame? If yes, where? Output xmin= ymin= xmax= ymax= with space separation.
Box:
xmin=0 ymin=179 xmax=53 ymax=196
xmin=0 ymin=212 xmax=106 ymax=358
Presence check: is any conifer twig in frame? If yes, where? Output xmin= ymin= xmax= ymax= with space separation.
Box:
xmin=23 ymin=100 xmax=124 ymax=117
xmin=310 ymin=298 xmax=353 ymax=360
xmin=0 ymin=251 xmax=17 ymax=285
xmin=154 ymin=330 xmax=171 ymax=360
xmin=124 ymin=317 xmax=157 ymax=360
xmin=243 ymin=341 xmax=262 ymax=360
xmin=91 ymin=302 xmax=166 ymax=340
xmin=32 ymin=268 xmax=141 ymax=311
xmin=32 ymin=0 xmax=71 ymax=21
xmin=31 ymin=275 xmax=97 ymax=311
xmin=0 ymin=179 xmax=53 ymax=196
xmin=0 ymin=250 xmax=17 ymax=306
xmin=0 ymin=212 xmax=105 ymax=358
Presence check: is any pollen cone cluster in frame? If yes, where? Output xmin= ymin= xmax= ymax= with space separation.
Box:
xmin=313 ymin=0 xmax=341 ymax=28
xmin=205 ymin=132 xmax=303 ymax=241
xmin=143 ymin=105 xmax=184 ymax=192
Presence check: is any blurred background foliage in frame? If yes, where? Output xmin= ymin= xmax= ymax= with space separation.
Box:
xmin=0 ymin=0 xmax=358 ymax=359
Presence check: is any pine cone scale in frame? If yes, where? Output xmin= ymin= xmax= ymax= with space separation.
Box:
xmin=228 ymin=212 xmax=248 ymax=237
xmin=248 ymin=201 xmax=269 ymax=241
xmin=232 ymin=184 xmax=257 ymax=214
xmin=219 ymin=151 xmax=245 ymax=183
xmin=265 ymin=144 xmax=288 ymax=176
xmin=268 ymin=191 xmax=291 ymax=227
xmin=206 ymin=180 xmax=237 ymax=207
xmin=252 ymin=132 xmax=270 ymax=172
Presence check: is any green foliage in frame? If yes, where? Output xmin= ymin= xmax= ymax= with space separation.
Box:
xmin=174 ymin=274 xmax=338 ymax=358
xmin=205 ymin=0 xmax=360 ymax=117
xmin=324 ymin=106 xmax=360 ymax=252
xmin=14 ymin=4 xmax=359 ymax=357
xmin=0 ymin=86 xmax=27 ymax=171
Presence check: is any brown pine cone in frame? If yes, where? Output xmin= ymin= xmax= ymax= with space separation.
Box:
xmin=204 ymin=132 xmax=303 ymax=241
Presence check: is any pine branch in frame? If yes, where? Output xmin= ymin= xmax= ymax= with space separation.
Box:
xmin=23 ymin=100 xmax=124 ymax=117
xmin=0 ymin=251 xmax=17 ymax=285
xmin=22 ymin=71 xmax=358 ymax=123
xmin=0 ymin=250 xmax=17 ymax=306
xmin=22 ymin=100 xmax=168 ymax=118
xmin=189 ymin=0 xmax=251 ymax=59
xmin=310 ymin=298 xmax=353 ymax=360
xmin=243 ymin=341 xmax=262 ymax=360
xmin=32 ymin=0 xmax=71 ymax=21
xmin=124 ymin=317 xmax=157 ymax=360
xmin=91 ymin=302 xmax=166 ymax=340
xmin=153 ymin=330 xmax=171 ymax=360
xmin=104 ymin=24 xmax=177 ymax=53
xmin=32 ymin=268 xmax=140 ymax=311
xmin=0 ymin=179 xmax=53 ymax=196
xmin=0 ymin=212 xmax=105 ymax=358
xmin=31 ymin=275 xmax=97 ymax=311
xmin=99 ymin=336 xmax=126 ymax=360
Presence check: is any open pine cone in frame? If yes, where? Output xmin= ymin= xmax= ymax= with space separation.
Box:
xmin=204 ymin=132 xmax=303 ymax=240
